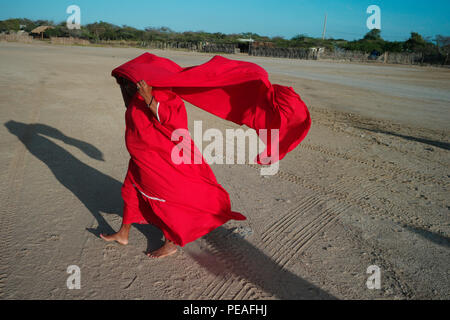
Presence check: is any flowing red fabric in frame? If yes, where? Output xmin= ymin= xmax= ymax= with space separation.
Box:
xmin=111 ymin=53 xmax=311 ymax=247
xmin=112 ymin=53 xmax=311 ymax=164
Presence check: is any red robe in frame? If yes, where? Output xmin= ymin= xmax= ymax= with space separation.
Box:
xmin=112 ymin=53 xmax=311 ymax=247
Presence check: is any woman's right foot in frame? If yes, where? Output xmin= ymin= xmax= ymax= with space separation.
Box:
xmin=100 ymin=232 xmax=129 ymax=245
xmin=147 ymin=239 xmax=177 ymax=258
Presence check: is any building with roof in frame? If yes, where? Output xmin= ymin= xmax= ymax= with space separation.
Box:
xmin=30 ymin=26 xmax=54 ymax=39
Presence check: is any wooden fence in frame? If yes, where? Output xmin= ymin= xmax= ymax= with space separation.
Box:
xmin=249 ymin=46 xmax=449 ymax=66
xmin=3 ymin=33 xmax=448 ymax=66
xmin=0 ymin=33 xmax=34 ymax=43
xmin=50 ymin=37 xmax=90 ymax=45
xmin=249 ymin=46 xmax=321 ymax=60
xmin=201 ymin=43 xmax=236 ymax=54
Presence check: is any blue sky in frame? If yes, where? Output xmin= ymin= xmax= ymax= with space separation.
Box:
xmin=1 ymin=0 xmax=449 ymax=41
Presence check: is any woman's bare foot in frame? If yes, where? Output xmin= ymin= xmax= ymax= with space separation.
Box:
xmin=100 ymin=232 xmax=129 ymax=245
xmin=100 ymin=223 xmax=131 ymax=245
xmin=147 ymin=239 xmax=177 ymax=258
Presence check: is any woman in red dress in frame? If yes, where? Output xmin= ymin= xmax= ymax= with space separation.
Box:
xmin=101 ymin=77 xmax=246 ymax=258
xmin=101 ymin=53 xmax=310 ymax=259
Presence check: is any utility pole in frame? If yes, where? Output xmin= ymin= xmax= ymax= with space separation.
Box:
xmin=322 ymin=13 xmax=327 ymax=40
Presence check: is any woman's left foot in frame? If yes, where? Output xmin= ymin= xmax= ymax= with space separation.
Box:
xmin=100 ymin=232 xmax=129 ymax=245
xmin=147 ymin=240 xmax=177 ymax=258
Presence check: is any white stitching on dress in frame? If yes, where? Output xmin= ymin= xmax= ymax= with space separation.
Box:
xmin=132 ymin=184 xmax=166 ymax=202
xmin=156 ymin=101 xmax=160 ymax=122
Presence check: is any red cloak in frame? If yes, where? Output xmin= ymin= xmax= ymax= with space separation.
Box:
xmin=111 ymin=53 xmax=311 ymax=247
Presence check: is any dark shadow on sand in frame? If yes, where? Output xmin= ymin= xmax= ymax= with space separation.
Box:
xmin=6 ymin=120 xmax=335 ymax=299
xmin=403 ymin=224 xmax=450 ymax=248
xmin=357 ymin=127 xmax=450 ymax=151
xmin=186 ymin=226 xmax=336 ymax=299
xmin=4 ymin=120 xmax=164 ymax=252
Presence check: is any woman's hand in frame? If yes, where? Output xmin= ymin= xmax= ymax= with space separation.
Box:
xmin=136 ymin=80 xmax=153 ymax=106
xmin=137 ymin=80 xmax=159 ymax=120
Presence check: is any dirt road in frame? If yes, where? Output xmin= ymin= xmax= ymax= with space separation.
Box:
xmin=0 ymin=42 xmax=448 ymax=299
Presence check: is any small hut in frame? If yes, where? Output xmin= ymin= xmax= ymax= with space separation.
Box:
xmin=236 ymin=38 xmax=254 ymax=53
xmin=30 ymin=26 xmax=54 ymax=40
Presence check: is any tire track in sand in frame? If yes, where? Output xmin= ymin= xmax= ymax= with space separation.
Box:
xmin=247 ymin=161 xmax=433 ymax=233
xmin=191 ymin=144 xmax=383 ymax=299
xmin=194 ymin=229 xmax=273 ymax=300
xmin=310 ymin=107 xmax=449 ymax=168
xmin=193 ymin=180 xmax=273 ymax=300
xmin=0 ymin=94 xmax=41 ymax=298
xmin=257 ymin=160 xmax=381 ymax=269
xmin=300 ymin=143 xmax=447 ymax=187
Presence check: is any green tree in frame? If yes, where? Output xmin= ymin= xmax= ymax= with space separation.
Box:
xmin=363 ymin=29 xmax=382 ymax=40
xmin=404 ymin=32 xmax=427 ymax=52
xmin=435 ymin=35 xmax=450 ymax=64
xmin=291 ymin=34 xmax=308 ymax=41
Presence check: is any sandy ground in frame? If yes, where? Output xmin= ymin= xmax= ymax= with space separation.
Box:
xmin=0 ymin=42 xmax=448 ymax=300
